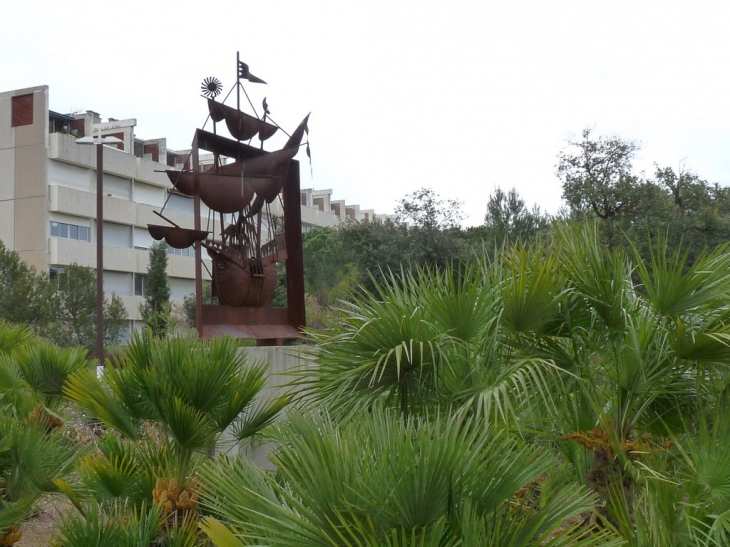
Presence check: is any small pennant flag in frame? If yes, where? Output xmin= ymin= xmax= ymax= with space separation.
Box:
xmin=238 ymin=61 xmax=267 ymax=84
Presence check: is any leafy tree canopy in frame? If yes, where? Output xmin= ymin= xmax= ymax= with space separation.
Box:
xmin=395 ymin=187 xmax=464 ymax=230
xmin=557 ymin=128 xmax=641 ymax=220
xmin=0 ymin=242 xmax=126 ymax=352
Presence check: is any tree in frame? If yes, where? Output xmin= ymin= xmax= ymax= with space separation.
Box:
xmin=47 ymin=264 xmax=128 ymax=353
xmin=0 ymin=244 xmax=126 ymax=352
xmin=557 ymin=129 xmax=641 ymax=223
xmin=395 ymin=188 xmax=464 ymax=230
xmin=0 ymin=240 xmax=56 ymax=331
xmin=652 ymin=164 xmax=730 ymax=252
xmin=484 ymin=186 xmax=551 ymax=246
xmin=103 ymin=292 xmax=128 ymax=347
xmin=140 ymin=242 xmax=171 ymax=337
xmin=302 ymin=227 xmax=353 ymax=306
xmin=182 ymin=280 xmax=214 ymax=329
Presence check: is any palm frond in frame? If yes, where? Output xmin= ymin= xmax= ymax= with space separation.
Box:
xmin=201 ymin=410 xmax=603 ymax=546
xmin=497 ymin=242 xmax=568 ymax=335
xmin=633 ymin=234 xmax=730 ymax=316
xmin=0 ymin=320 xmax=35 ymax=355
xmin=64 ymin=368 xmax=141 ymax=440
xmin=302 ymin=271 xmax=451 ymax=417
xmin=555 ymin=222 xmax=634 ymax=330
xmin=200 ymin=517 xmax=247 ymax=547
xmin=232 ymin=393 xmax=292 ymax=441
xmin=13 ymin=341 xmax=90 ymax=408
xmin=54 ymin=500 xmax=163 ymax=547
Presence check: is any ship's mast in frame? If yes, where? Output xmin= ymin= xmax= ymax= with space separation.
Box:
xmin=236 ymin=51 xmax=241 ymax=112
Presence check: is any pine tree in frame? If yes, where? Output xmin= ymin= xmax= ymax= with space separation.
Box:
xmin=140 ymin=242 xmax=171 ymax=337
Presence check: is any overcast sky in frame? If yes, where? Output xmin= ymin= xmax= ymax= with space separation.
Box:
xmin=2 ymin=0 xmax=728 ymax=226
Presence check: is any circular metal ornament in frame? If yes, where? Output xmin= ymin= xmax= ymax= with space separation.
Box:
xmin=201 ymin=77 xmax=223 ymax=99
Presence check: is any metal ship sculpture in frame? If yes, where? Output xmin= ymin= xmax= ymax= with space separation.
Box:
xmin=146 ymin=54 xmax=308 ymax=343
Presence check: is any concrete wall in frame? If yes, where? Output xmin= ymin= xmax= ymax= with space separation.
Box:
xmin=0 ymin=86 xmax=50 ymax=271
xmin=218 ymin=345 xmax=315 ymax=468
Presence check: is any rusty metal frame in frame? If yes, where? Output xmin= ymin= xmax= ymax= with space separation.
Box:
xmin=189 ymin=129 xmax=305 ymax=344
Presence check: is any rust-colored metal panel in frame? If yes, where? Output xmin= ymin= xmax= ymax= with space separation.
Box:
xmin=201 ymin=304 xmax=290 ymax=326
xmin=283 ymin=161 xmax=306 ymax=331
xmin=213 ymin=101 xmax=279 ymax=142
xmin=148 ymin=225 xmax=209 ymax=249
xmin=207 ymin=255 xmax=277 ymax=307
xmin=195 ymin=129 xmax=266 ymax=160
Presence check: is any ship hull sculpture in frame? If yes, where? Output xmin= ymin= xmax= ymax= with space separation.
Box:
xmin=146 ymin=55 xmax=308 ymax=343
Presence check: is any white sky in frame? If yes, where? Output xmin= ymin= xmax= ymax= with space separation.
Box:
xmin=2 ymin=0 xmax=728 ymax=226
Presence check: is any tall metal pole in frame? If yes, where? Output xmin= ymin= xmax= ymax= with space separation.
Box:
xmin=192 ymin=132 xmax=203 ymax=337
xmin=96 ymin=142 xmax=104 ymax=363
xmin=78 ymin=133 xmax=120 ymax=362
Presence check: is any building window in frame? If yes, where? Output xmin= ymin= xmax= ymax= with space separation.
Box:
xmin=50 ymin=221 xmax=90 ymax=242
xmin=102 ymin=222 xmax=132 ymax=248
xmin=11 ymin=94 xmax=33 ymax=127
xmin=167 ymin=245 xmax=194 ymax=257
xmin=134 ymin=274 xmax=147 ymax=297
xmin=166 ymin=193 xmax=193 ymax=213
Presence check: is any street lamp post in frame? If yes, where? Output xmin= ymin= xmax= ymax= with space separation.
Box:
xmin=76 ymin=131 xmax=123 ymax=364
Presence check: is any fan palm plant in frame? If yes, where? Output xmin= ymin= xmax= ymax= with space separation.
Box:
xmin=0 ymin=321 xmax=88 ymax=545
xmin=60 ymin=331 xmax=290 ymax=544
xmin=0 ymin=404 xmax=84 ymax=545
xmin=64 ymin=331 xmax=289 ymax=481
xmin=297 ymin=221 xmax=730 ymax=543
xmin=302 ymin=257 xmax=565 ymax=426
xmin=200 ymin=409 xmax=620 ymax=547
xmin=537 ymin=224 xmax=730 ymax=531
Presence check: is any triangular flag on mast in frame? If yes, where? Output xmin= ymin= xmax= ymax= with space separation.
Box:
xmin=238 ymin=61 xmax=267 ymax=84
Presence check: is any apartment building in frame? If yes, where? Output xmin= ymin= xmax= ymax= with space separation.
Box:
xmin=0 ymin=85 xmax=387 ymax=335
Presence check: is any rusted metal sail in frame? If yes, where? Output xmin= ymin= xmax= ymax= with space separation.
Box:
xmin=147 ymin=225 xmax=210 ymax=248
xmin=199 ymin=175 xmax=280 ymax=214
xmin=208 ymin=100 xmax=278 ymax=142
xmin=164 ymin=113 xmax=310 ymax=215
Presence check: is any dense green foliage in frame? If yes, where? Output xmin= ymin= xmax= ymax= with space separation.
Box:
xmin=4 ymin=219 xmax=730 ymax=544
xmin=302 ymin=190 xmax=550 ymax=311
xmin=2 ymin=127 xmax=730 ymax=545
xmin=303 ymin=129 xmax=729 ymax=317
xmin=557 ymin=129 xmax=730 ymax=258
xmin=140 ymin=242 xmax=172 ymax=337
xmin=0 ymin=242 xmax=127 ymax=354
xmin=0 ymin=326 xmax=286 ymax=545
xmin=0 ymin=322 xmax=90 ymax=543
xmin=50 ymin=264 xmax=128 ymax=353
xmin=196 ymin=224 xmax=730 ymax=545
